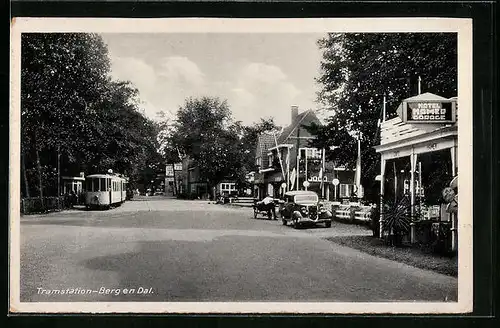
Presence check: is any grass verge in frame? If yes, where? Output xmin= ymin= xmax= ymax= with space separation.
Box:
xmin=326 ymin=235 xmax=457 ymax=277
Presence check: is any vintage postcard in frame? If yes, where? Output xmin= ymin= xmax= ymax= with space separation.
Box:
xmin=9 ymin=17 xmax=473 ymax=313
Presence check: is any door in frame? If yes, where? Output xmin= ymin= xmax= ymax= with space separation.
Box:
xmin=108 ymin=179 xmax=112 ymax=204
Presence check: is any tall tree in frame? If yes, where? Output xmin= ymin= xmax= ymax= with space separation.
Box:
xmin=168 ymin=97 xmax=245 ymax=193
xmin=310 ymin=33 xmax=457 ymax=202
xmin=21 ymin=33 xmax=111 ymax=197
xmin=21 ymin=33 xmax=162 ymax=197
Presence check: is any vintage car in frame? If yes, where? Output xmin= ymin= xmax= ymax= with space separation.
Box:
xmin=279 ymin=190 xmax=332 ymax=228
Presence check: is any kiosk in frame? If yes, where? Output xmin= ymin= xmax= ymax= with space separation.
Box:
xmin=374 ymin=92 xmax=458 ymax=251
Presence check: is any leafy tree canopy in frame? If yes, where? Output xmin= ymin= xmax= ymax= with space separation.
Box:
xmin=165 ymin=98 xmax=280 ymax=190
xmin=167 ymin=97 xmax=241 ymax=187
xmin=21 ymin=33 xmax=161 ymax=196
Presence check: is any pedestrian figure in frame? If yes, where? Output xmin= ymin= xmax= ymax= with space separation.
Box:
xmin=69 ymin=190 xmax=77 ymax=208
xmin=256 ymin=194 xmax=277 ymax=219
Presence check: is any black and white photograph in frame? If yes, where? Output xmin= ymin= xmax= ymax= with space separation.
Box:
xmin=9 ymin=18 xmax=473 ymax=313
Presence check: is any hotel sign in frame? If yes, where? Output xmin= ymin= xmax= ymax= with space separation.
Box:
xmin=402 ymin=100 xmax=456 ymax=124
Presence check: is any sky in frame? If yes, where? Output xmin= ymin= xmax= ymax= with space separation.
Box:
xmin=101 ymin=33 xmax=326 ymax=126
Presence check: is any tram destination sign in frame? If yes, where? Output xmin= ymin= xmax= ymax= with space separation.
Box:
xmin=402 ymin=100 xmax=456 ymax=124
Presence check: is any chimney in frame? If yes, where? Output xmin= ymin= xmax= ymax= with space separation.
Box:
xmin=291 ymin=105 xmax=299 ymax=123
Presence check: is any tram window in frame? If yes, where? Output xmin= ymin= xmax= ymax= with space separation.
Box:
xmin=107 ymin=179 xmax=111 ymax=191
xmin=90 ymin=179 xmax=97 ymax=192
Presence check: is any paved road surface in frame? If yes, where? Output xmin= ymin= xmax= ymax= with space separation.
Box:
xmin=20 ymin=197 xmax=457 ymax=302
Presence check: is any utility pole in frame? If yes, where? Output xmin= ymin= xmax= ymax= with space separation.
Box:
xmin=321 ymin=148 xmax=325 ymax=199
xmin=295 ymin=123 xmax=300 ymax=190
xmin=273 ymin=132 xmax=286 ymax=183
xmin=418 ymin=76 xmax=422 ymax=95
xmin=286 ymin=147 xmax=290 ymax=192
xmin=172 ymin=163 xmax=177 ymax=196
xmin=383 ymin=94 xmax=386 ymax=122
xmin=304 ymin=148 xmax=308 ymax=190
xmin=57 ymin=144 xmax=61 ymax=209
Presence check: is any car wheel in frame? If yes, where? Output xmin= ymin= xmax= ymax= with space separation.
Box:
xmin=253 ymin=208 xmax=257 ymax=219
xmin=282 ymin=219 xmax=287 ymax=226
xmin=325 ymin=221 xmax=332 ymax=228
xmin=293 ymin=218 xmax=299 ymax=229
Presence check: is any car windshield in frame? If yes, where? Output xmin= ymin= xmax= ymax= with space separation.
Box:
xmin=294 ymin=195 xmax=318 ymax=203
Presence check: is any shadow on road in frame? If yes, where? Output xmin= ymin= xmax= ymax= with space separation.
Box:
xmin=78 ymin=237 xmax=457 ymax=303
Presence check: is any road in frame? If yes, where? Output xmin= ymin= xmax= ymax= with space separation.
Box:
xmin=19 ymin=197 xmax=458 ymax=302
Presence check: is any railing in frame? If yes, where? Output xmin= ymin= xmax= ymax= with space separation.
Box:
xmin=225 ymin=196 xmax=254 ymax=207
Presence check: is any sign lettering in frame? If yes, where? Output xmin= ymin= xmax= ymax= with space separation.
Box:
xmin=404 ymin=100 xmax=456 ymax=124
xmin=308 ymin=176 xmax=329 ymax=182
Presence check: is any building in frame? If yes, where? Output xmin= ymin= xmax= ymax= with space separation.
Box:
xmin=61 ymin=172 xmax=85 ymax=195
xmin=216 ymin=180 xmax=237 ymax=196
xmin=254 ymin=106 xmax=356 ymax=201
xmin=177 ymin=156 xmax=210 ymax=199
xmin=253 ymin=133 xmax=276 ymax=199
xmin=164 ymin=162 xmax=183 ymax=196
xmin=374 ymin=92 xmax=458 ymax=249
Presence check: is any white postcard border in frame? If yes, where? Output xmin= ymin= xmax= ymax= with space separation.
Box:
xmin=9 ymin=17 xmax=473 ymax=314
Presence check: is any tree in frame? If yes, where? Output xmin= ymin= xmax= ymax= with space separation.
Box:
xmin=167 ymin=97 xmax=250 ymax=195
xmin=21 ymin=33 xmax=162 ymax=198
xmin=21 ymin=33 xmax=111 ymax=197
xmin=310 ymin=33 xmax=457 ymax=202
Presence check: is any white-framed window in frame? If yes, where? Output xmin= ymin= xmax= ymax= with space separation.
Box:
xmin=339 ymin=184 xmax=355 ymax=198
xmin=256 ymin=157 xmax=262 ymax=167
xmin=268 ymin=154 xmax=274 ymax=167
xmin=302 ymin=148 xmax=322 ymax=159
xmin=221 ymin=183 xmax=236 ymax=192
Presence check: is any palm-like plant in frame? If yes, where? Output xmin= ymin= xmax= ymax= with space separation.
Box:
xmin=382 ymin=195 xmax=415 ymax=246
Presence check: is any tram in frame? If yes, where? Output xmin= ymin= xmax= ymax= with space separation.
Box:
xmin=84 ymin=173 xmax=127 ymax=209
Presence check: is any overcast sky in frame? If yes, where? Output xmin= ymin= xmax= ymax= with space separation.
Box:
xmin=101 ymin=33 xmax=325 ymax=126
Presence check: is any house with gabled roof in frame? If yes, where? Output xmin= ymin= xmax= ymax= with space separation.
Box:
xmin=252 ymin=133 xmax=276 ymax=199
xmin=253 ymin=105 xmax=356 ymax=201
